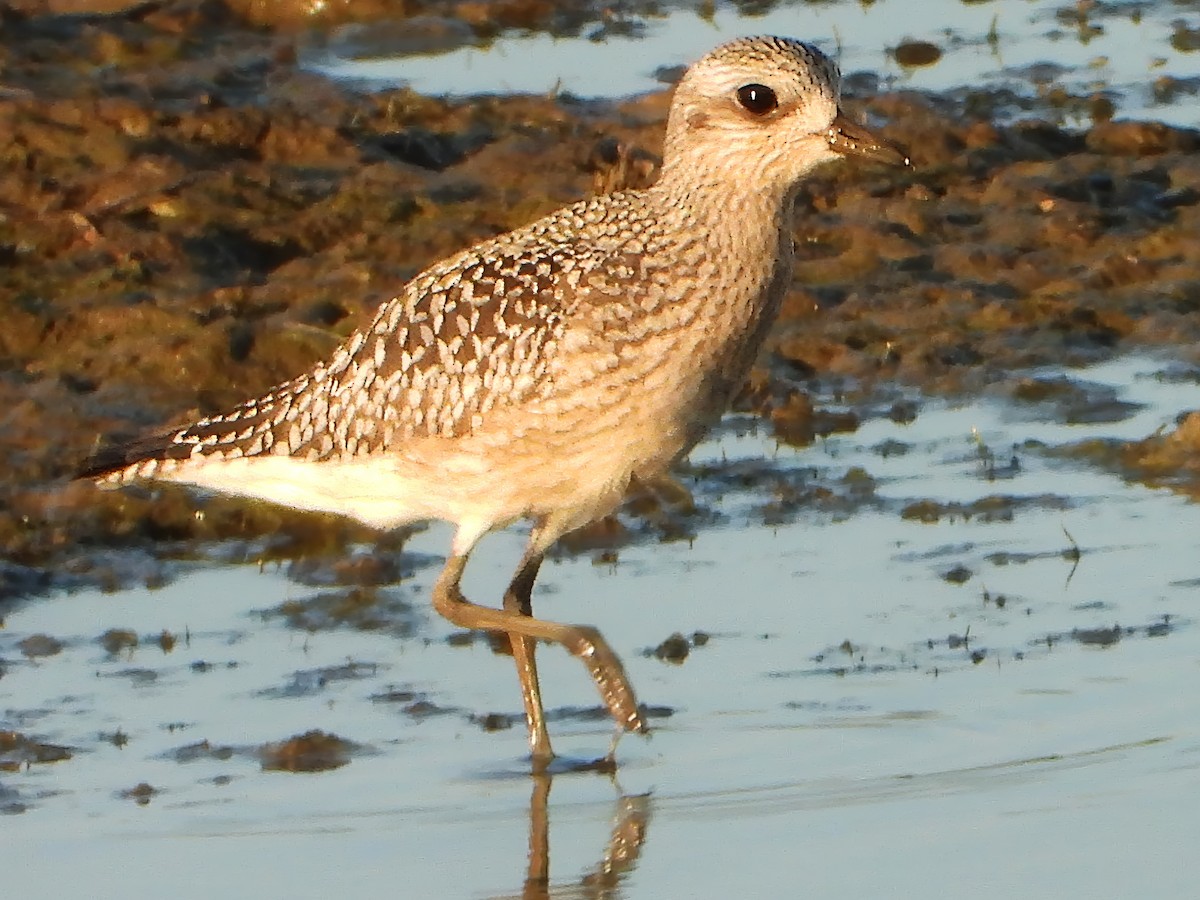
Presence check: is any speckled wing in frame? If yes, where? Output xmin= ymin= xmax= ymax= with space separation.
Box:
xmin=271 ymin=238 xmax=584 ymax=458
xmin=80 ymin=201 xmax=641 ymax=481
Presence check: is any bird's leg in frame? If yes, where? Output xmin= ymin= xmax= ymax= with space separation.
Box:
xmin=524 ymin=772 xmax=552 ymax=895
xmin=431 ymin=553 xmax=647 ymax=758
xmin=503 ymin=548 xmax=554 ymax=766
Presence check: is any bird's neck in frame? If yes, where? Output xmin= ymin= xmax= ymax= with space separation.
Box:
xmin=639 ymin=177 xmax=798 ymax=404
xmin=652 ymin=177 xmax=798 ymax=314
xmin=659 ymin=167 xmax=797 ymax=246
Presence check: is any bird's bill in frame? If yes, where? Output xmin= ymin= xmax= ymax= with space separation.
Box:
xmin=826 ymin=111 xmax=910 ymax=167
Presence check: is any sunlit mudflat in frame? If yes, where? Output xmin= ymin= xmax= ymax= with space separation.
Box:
xmin=3 ymin=355 xmax=1198 ymax=898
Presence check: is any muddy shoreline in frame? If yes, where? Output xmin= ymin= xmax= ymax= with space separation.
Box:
xmin=2 ymin=0 xmax=1200 ymax=600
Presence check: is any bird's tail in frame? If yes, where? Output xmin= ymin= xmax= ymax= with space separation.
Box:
xmin=79 ymin=375 xmax=313 ymax=485
xmin=77 ymin=429 xmax=197 ymax=484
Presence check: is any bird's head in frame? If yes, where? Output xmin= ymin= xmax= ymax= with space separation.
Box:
xmin=660 ymin=36 xmax=908 ymax=197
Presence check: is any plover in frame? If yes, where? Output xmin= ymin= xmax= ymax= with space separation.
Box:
xmin=82 ymin=35 xmax=908 ymax=767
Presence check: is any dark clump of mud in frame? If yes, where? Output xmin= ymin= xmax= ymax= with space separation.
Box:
xmin=649 ymin=630 xmax=709 ymax=664
xmin=119 ymin=781 xmax=159 ymax=805
xmin=1009 ymin=375 xmax=1144 ymax=424
xmin=98 ymin=627 xmax=139 ymax=655
xmin=652 ymin=632 xmax=691 ymax=664
xmin=261 ymin=661 xmax=380 ymax=698
xmin=17 ymin=633 xmax=63 ymax=658
xmin=1057 ymin=409 xmax=1200 ymax=498
xmin=891 ymin=40 xmax=942 ymax=69
xmin=166 ymin=738 xmax=235 ymax=762
xmin=900 ymin=493 xmax=1067 ymax=524
xmin=259 ymin=728 xmax=360 ymax=771
xmin=0 ymin=729 xmax=74 ymax=768
xmin=268 ymin=584 xmax=417 ymax=634
xmin=1 ymin=0 xmax=1200 ymax=596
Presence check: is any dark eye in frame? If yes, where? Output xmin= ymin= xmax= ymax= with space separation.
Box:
xmin=736 ymin=84 xmax=778 ymax=115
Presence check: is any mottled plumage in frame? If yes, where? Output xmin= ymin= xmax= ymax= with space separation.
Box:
xmin=82 ymin=36 xmax=907 ymax=767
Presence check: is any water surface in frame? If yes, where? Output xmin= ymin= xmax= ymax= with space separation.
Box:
xmin=4 ymin=356 xmax=1198 ymax=898
xmin=306 ymin=0 xmax=1200 ymax=125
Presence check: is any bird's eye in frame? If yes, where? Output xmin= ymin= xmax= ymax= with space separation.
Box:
xmin=736 ymin=84 xmax=778 ymax=116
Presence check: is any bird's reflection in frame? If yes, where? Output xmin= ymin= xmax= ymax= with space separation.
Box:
xmin=493 ymin=772 xmax=652 ymax=900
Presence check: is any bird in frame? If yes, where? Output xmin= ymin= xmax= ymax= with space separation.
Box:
xmin=80 ymin=35 xmax=908 ymax=768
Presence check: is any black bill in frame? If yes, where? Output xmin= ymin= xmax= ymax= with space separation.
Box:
xmin=827 ymin=111 xmax=910 ymax=167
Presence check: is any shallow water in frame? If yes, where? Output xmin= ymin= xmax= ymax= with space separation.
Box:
xmin=306 ymin=0 xmax=1200 ymax=126
xmin=4 ymin=355 xmax=1198 ymax=897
